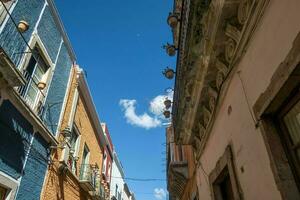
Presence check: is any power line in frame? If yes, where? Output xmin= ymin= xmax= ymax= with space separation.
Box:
xmin=111 ymin=176 xmax=166 ymax=182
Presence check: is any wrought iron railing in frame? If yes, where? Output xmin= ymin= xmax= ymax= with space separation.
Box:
xmin=92 ymin=178 xmax=106 ymax=199
xmin=79 ymin=164 xmax=97 ymax=187
xmin=16 ymin=70 xmax=46 ymax=119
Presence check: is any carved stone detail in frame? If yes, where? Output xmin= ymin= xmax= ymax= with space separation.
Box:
xmin=238 ymin=0 xmax=252 ymax=25
xmin=225 ymin=38 xmax=237 ymax=63
xmin=208 ymin=86 xmax=218 ymax=112
xmin=216 ymin=71 xmax=224 ymax=90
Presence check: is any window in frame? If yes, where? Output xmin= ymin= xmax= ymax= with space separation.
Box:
xmin=107 ymin=163 xmax=111 ymax=180
xmin=80 ymin=145 xmax=90 ymax=180
xmin=209 ymin=146 xmax=241 ymax=200
xmin=102 ymin=152 xmax=107 ymax=174
xmin=0 ymin=0 xmax=14 ymax=25
xmin=278 ymin=92 xmax=300 ymax=184
xmin=0 ymin=172 xmax=18 ymax=200
xmin=0 ymin=185 xmax=7 ymax=200
xmin=115 ymin=185 xmax=118 ymax=197
xmin=18 ymin=45 xmax=51 ymax=114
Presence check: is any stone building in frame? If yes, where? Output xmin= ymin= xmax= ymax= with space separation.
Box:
xmin=41 ymin=66 xmax=107 ymax=200
xmin=166 ymin=0 xmax=300 ymax=199
xmin=0 ymin=0 xmax=75 ymax=199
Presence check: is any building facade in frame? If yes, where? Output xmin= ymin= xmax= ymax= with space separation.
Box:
xmin=166 ymin=0 xmax=300 ymax=200
xmin=110 ymin=152 xmax=125 ymax=200
xmin=42 ymin=66 xmax=107 ymax=200
xmin=101 ymin=123 xmax=114 ymax=199
xmin=0 ymin=0 xmax=75 ymax=199
xmin=110 ymin=152 xmax=134 ymax=200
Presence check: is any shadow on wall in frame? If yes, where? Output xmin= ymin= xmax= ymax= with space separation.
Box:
xmin=0 ymin=100 xmax=33 ymax=179
xmin=44 ymin=162 xmax=90 ymax=200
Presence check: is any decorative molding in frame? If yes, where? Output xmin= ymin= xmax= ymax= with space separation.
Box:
xmin=172 ymin=0 xmax=270 ymax=160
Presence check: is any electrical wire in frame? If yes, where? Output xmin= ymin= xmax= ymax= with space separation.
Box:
xmin=111 ymin=176 xmax=166 ymax=182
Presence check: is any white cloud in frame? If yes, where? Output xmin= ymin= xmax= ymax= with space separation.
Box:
xmin=119 ymin=99 xmax=161 ymax=129
xmin=149 ymin=90 xmax=174 ymax=118
xmin=119 ymin=91 xmax=174 ymax=130
xmin=154 ymin=188 xmax=167 ymax=200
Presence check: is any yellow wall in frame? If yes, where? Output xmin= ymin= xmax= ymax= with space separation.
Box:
xmin=42 ymin=67 xmax=104 ymax=200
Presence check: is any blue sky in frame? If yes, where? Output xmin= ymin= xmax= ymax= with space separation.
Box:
xmin=55 ymin=0 xmax=176 ymax=199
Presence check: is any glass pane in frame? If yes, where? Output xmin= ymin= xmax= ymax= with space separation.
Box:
xmin=70 ymin=130 xmax=78 ymax=150
xmin=26 ymin=82 xmax=38 ymax=106
xmin=34 ymin=66 xmax=44 ymax=81
xmin=283 ymin=100 xmax=300 ymax=148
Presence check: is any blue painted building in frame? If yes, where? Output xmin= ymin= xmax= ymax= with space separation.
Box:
xmin=0 ymin=0 xmax=76 ymax=199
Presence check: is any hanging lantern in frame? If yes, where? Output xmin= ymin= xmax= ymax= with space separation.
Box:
xmin=163 ymin=43 xmax=176 ymax=56
xmin=162 ymin=67 xmax=175 ymax=79
xmin=167 ymin=12 xmax=179 ymax=29
xmin=18 ymin=20 xmax=29 ymax=33
xmin=164 ymin=99 xmax=172 ymax=109
xmin=38 ymin=76 xmax=47 ymax=90
xmin=163 ymin=110 xmax=171 ymax=119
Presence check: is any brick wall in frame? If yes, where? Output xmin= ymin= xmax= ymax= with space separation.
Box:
xmin=42 ymin=67 xmax=104 ymax=200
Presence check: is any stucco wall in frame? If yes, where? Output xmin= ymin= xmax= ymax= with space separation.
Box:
xmin=110 ymin=155 xmax=125 ymax=200
xmin=197 ymin=0 xmax=300 ymax=199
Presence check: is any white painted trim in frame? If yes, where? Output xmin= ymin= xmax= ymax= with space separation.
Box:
xmin=0 ymin=0 xmax=19 ymax=34
xmin=42 ymin=38 xmax=63 ymax=105
xmin=32 ymin=0 xmax=47 ymax=35
xmin=68 ymin=87 xmax=78 ymax=127
xmin=55 ymin=63 xmax=74 ymax=137
xmin=0 ymin=171 xmax=20 ymax=200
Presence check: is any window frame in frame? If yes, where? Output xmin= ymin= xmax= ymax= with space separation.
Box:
xmin=253 ymin=33 xmax=300 ymax=199
xmin=209 ymin=145 xmax=242 ymax=200
xmin=277 ymin=90 xmax=300 ymax=187
xmin=0 ymin=171 xmax=19 ymax=200
xmin=18 ymin=34 xmax=54 ymax=113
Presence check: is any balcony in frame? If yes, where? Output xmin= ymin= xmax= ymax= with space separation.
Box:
xmin=79 ymin=164 xmax=96 ymax=192
xmin=91 ymin=179 xmax=106 ymax=200
xmin=0 ymin=48 xmax=25 ymax=87
xmin=16 ymin=70 xmax=46 ymax=120
xmin=167 ymin=161 xmax=188 ymax=199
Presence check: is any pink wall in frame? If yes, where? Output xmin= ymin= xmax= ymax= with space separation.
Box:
xmin=197 ymin=0 xmax=300 ymax=199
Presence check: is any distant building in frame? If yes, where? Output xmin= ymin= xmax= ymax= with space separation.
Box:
xmin=110 ymin=152 xmax=125 ymax=200
xmin=101 ymin=123 xmax=114 ymax=199
xmin=166 ymin=0 xmax=300 ymax=200
xmin=0 ymin=0 xmax=75 ymax=199
xmin=110 ymin=152 xmax=135 ymax=200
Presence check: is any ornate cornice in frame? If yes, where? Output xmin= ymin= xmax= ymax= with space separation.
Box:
xmin=172 ymin=0 xmax=270 ymax=158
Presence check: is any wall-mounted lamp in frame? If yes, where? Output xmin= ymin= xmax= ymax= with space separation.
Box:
xmin=163 ymin=43 xmax=177 ymax=56
xmin=162 ymin=67 xmax=176 ymax=79
xmin=50 ymin=127 xmax=72 ymax=149
xmin=167 ymin=12 xmax=180 ymax=29
xmin=164 ymin=99 xmax=172 ymax=109
xmin=163 ymin=110 xmax=171 ymax=119
xmin=18 ymin=20 xmax=29 ymax=33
